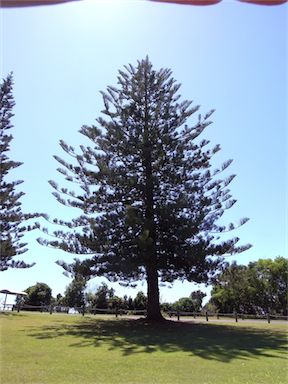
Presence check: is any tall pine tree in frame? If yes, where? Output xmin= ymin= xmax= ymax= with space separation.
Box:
xmin=0 ymin=74 xmax=35 ymax=271
xmin=39 ymin=58 xmax=251 ymax=321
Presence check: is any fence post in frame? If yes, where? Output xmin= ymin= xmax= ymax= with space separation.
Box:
xmin=205 ymin=311 xmax=209 ymax=322
xmin=17 ymin=304 xmax=21 ymax=313
xmin=49 ymin=305 xmax=53 ymax=315
xmin=177 ymin=311 xmax=180 ymax=321
xmin=82 ymin=305 xmax=85 ymax=317
xmin=235 ymin=312 xmax=238 ymax=323
xmin=115 ymin=308 xmax=118 ymax=318
xmin=193 ymin=312 xmax=196 ymax=319
xmin=267 ymin=313 xmax=271 ymax=324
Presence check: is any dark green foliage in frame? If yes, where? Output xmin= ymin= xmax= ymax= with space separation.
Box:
xmin=190 ymin=290 xmax=207 ymax=312
xmin=57 ymin=258 xmax=89 ymax=308
xmin=56 ymin=257 xmax=92 ymax=281
xmin=86 ymin=282 xmax=115 ymax=309
xmin=62 ymin=277 xmax=87 ymax=308
xmin=126 ymin=295 xmax=134 ymax=310
xmin=173 ymin=297 xmax=196 ymax=312
xmin=54 ymin=293 xmax=64 ymax=306
xmin=133 ymin=291 xmax=147 ymax=310
xmin=109 ymin=295 xmax=123 ymax=310
xmin=172 ymin=290 xmax=206 ymax=312
xmin=0 ymin=73 xmax=35 ymax=271
xmin=210 ymin=257 xmax=288 ymax=315
xmin=23 ymin=282 xmax=52 ymax=307
xmin=39 ymin=58 xmax=251 ymax=320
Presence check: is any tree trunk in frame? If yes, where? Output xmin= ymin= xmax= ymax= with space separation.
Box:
xmin=146 ymin=262 xmax=164 ymax=321
xmin=142 ymin=67 xmax=164 ymax=322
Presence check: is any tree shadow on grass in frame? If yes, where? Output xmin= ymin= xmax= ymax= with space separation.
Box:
xmin=27 ymin=317 xmax=287 ymax=362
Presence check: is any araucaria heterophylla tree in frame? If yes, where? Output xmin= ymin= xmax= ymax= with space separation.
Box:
xmin=38 ymin=58 xmax=251 ymax=321
xmin=0 ymin=74 xmax=36 ymax=271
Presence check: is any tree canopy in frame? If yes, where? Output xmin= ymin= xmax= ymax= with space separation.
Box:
xmin=39 ymin=57 xmax=251 ymax=321
xmin=0 ymin=73 xmax=35 ymax=271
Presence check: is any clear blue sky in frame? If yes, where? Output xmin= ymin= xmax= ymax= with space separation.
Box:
xmin=0 ymin=0 xmax=287 ymax=305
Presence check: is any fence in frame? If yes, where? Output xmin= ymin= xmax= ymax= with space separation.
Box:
xmin=0 ymin=303 xmax=147 ymax=317
xmin=166 ymin=310 xmax=288 ymax=323
xmin=1 ymin=303 xmax=287 ymax=323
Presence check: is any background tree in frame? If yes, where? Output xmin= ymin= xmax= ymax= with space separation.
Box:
xmin=39 ymin=58 xmax=251 ymax=321
xmin=209 ymin=262 xmax=252 ymax=313
xmin=172 ymin=291 xmax=206 ymax=313
xmin=109 ymin=295 xmax=123 ymax=310
xmin=122 ymin=294 xmax=129 ymax=310
xmin=54 ymin=293 xmax=64 ymax=306
xmin=0 ymin=73 xmax=36 ymax=271
xmin=23 ymin=282 xmax=52 ymax=307
xmin=190 ymin=290 xmax=206 ymax=312
xmin=173 ymin=297 xmax=195 ymax=313
xmin=209 ymin=257 xmax=288 ymax=315
xmin=249 ymin=257 xmax=288 ymax=315
xmin=56 ymin=258 xmax=90 ymax=308
xmin=86 ymin=282 xmax=115 ymax=309
xmin=133 ymin=291 xmax=147 ymax=310
xmin=127 ymin=296 xmax=134 ymax=310
xmin=62 ymin=277 xmax=87 ymax=308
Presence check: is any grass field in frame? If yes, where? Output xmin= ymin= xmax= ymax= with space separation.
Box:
xmin=0 ymin=312 xmax=287 ymax=384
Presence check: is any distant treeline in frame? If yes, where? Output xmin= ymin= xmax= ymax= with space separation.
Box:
xmin=16 ymin=257 xmax=287 ymax=316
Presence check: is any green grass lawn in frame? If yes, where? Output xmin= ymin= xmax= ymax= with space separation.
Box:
xmin=0 ymin=312 xmax=287 ymax=384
